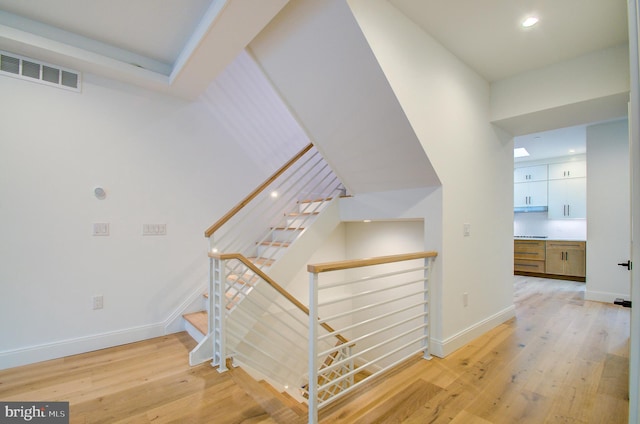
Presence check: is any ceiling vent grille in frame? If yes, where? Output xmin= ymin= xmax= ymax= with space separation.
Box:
xmin=0 ymin=51 xmax=81 ymax=92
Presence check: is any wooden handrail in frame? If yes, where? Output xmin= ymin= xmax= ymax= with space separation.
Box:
xmin=209 ymin=251 xmax=349 ymax=344
xmin=204 ymin=143 xmax=314 ymax=238
xmin=307 ymin=251 xmax=438 ymax=274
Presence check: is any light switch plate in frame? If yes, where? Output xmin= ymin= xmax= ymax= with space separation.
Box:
xmin=143 ymin=224 xmax=167 ymax=236
xmin=93 ymin=223 xmax=109 ymax=236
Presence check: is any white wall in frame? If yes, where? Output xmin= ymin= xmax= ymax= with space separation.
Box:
xmin=586 ymin=119 xmax=631 ymax=302
xmin=346 ymin=0 xmax=515 ymax=357
xmin=491 ymin=44 xmax=630 ymax=135
xmin=0 ymin=62 xmax=291 ymax=368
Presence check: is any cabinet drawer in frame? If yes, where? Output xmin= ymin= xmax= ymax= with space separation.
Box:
xmin=514 ymin=259 xmax=545 ymax=273
xmin=546 ymin=241 xmax=585 ymax=251
xmin=514 ymin=240 xmax=546 ymax=260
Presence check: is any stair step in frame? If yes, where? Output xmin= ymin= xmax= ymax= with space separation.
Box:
xmin=248 ymin=257 xmax=276 ymax=267
xmin=183 ymin=311 xmax=207 ymax=335
xmin=258 ymin=241 xmax=291 ymax=247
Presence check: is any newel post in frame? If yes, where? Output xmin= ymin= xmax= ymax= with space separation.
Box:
xmin=308 ymin=271 xmax=319 ymax=424
xmin=212 ymin=256 xmax=228 ymax=372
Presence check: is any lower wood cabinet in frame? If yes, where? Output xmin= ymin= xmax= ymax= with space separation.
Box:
xmin=545 ymin=241 xmax=586 ymax=278
xmin=514 ymin=240 xmax=545 ymax=273
xmin=514 ymin=239 xmax=586 ymax=281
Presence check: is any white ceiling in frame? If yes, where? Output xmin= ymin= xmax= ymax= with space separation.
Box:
xmin=514 ymin=124 xmax=587 ymax=164
xmin=0 ymin=0 xmax=630 ymax=161
xmin=389 ymin=0 xmax=628 ymax=82
xmin=0 ymin=0 xmax=628 ymax=95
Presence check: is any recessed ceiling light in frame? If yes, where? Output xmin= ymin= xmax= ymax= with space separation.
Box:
xmin=522 ymin=16 xmax=539 ymax=28
xmin=514 ymin=148 xmax=530 ymax=158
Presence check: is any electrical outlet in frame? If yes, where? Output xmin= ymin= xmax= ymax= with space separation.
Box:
xmin=93 ymin=295 xmax=104 ymax=310
xmin=463 ymin=223 xmax=471 ymax=237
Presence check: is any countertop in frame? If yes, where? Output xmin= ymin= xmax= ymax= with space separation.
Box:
xmin=514 ymin=236 xmax=586 ymax=242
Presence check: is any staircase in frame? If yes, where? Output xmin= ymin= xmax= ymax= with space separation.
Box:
xmin=183 ymin=196 xmax=336 ymax=343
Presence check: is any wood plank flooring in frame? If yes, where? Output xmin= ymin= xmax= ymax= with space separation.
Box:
xmin=0 ymin=276 xmax=630 ymax=423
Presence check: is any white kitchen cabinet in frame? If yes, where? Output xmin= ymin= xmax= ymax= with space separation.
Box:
xmin=514 ymin=165 xmax=548 ymax=183
xmin=514 ymin=180 xmax=548 ymax=208
xmin=548 ymin=161 xmax=586 ymax=180
xmin=548 ymin=177 xmax=586 ymax=219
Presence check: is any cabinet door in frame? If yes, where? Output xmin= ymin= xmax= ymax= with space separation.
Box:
xmin=514 ymin=181 xmax=548 ymax=207
xmin=564 ymin=247 xmax=586 ymax=277
xmin=548 ymin=161 xmax=586 ymax=180
xmin=548 ymin=178 xmax=586 ymax=219
xmin=514 ymin=165 xmax=548 ymax=183
xmin=528 ymin=181 xmax=548 ymax=206
xmin=565 ymin=178 xmax=586 ymax=218
xmin=545 ymin=248 xmax=566 ymax=274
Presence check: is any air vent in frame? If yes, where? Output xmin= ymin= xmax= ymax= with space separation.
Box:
xmin=0 ymin=51 xmax=81 ymax=92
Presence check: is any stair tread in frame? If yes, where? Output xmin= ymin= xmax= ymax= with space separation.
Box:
xmin=287 ymin=212 xmax=319 ymax=217
xmin=248 ymin=257 xmax=276 ymax=266
xmin=258 ymin=241 xmax=291 ymax=247
xmin=183 ymin=311 xmax=207 ymax=335
xmin=272 ymin=226 xmax=305 ymax=231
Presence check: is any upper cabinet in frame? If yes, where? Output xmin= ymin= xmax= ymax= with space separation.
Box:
xmin=514 ymin=165 xmax=548 ymax=183
xmin=548 ymin=178 xmax=587 ymax=219
xmin=514 ymin=160 xmax=586 ymax=218
xmin=548 ymin=161 xmax=586 ymax=180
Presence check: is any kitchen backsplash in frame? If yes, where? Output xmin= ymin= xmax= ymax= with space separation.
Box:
xmin=514 ymin=211 xmax=586 ymax=240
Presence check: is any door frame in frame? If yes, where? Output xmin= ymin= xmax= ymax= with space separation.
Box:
xmin=628 ymin=0 xmax=640 ymax=422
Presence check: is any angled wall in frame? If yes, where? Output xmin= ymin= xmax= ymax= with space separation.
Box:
xmin=248 ymin=0 xmax=439 ymax=194
xmin=347 ymin=0 xmax=514 ymax=356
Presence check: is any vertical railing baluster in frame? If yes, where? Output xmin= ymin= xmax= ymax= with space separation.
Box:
xmin=308 ymin=271 xmax=319 ymax=424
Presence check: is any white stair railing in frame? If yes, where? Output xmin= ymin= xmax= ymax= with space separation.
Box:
xmin=204 ymin=142 xmax=344 ymax=310
xmin=210 ymin=252 xmax=350 ymax=399
xmin=205 ymin=143 xmax=344 ymax=264
xmin=307 ymin=252 xmax=438 ymax=424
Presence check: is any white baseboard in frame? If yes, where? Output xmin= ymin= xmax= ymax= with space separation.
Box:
xmin=585 ymin=289 xmax=630 ymax=304
xmin=0 ymin=323 xmax=165 ymax=370
xmin=429 ymin=305 xmax=516 ymax=358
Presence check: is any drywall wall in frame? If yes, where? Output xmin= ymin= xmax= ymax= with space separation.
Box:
xmin=0 ymin=52 xmax=304 ymax=368
xmin=347 ymin=0 xmax=515 ymax=356
xmin=491 ymin=44 xmax=630 ymax=135
xmin=586 ymin=119 xmax=631 ymax=302
xmin=248 ymin=0 xmax=440 ymax=194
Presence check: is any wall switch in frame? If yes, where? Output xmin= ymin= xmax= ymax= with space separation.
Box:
xmin=463 ymin=292 xmax=468 ymax=307
xmin=93 ymin=223 xmax=110 ymax=236
xmin=93 ymin=295 xmax=104 ymax=310
xmin=143 ymin=224 xmax=167 ymax=236
xmin=463 ymin=223 xmax=471 ymax=237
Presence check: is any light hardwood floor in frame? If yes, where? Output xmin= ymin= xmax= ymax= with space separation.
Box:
xmin=0 ymin=276 xmax=630 ymax=423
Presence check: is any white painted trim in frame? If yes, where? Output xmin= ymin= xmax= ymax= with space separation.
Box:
xmin=0 ymin=323 xmax=165 ymax=370
xmin=585 ymin=289 xmax=630 ymax=304
xmin=429 ymin=305 xmax=516 ymax=358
